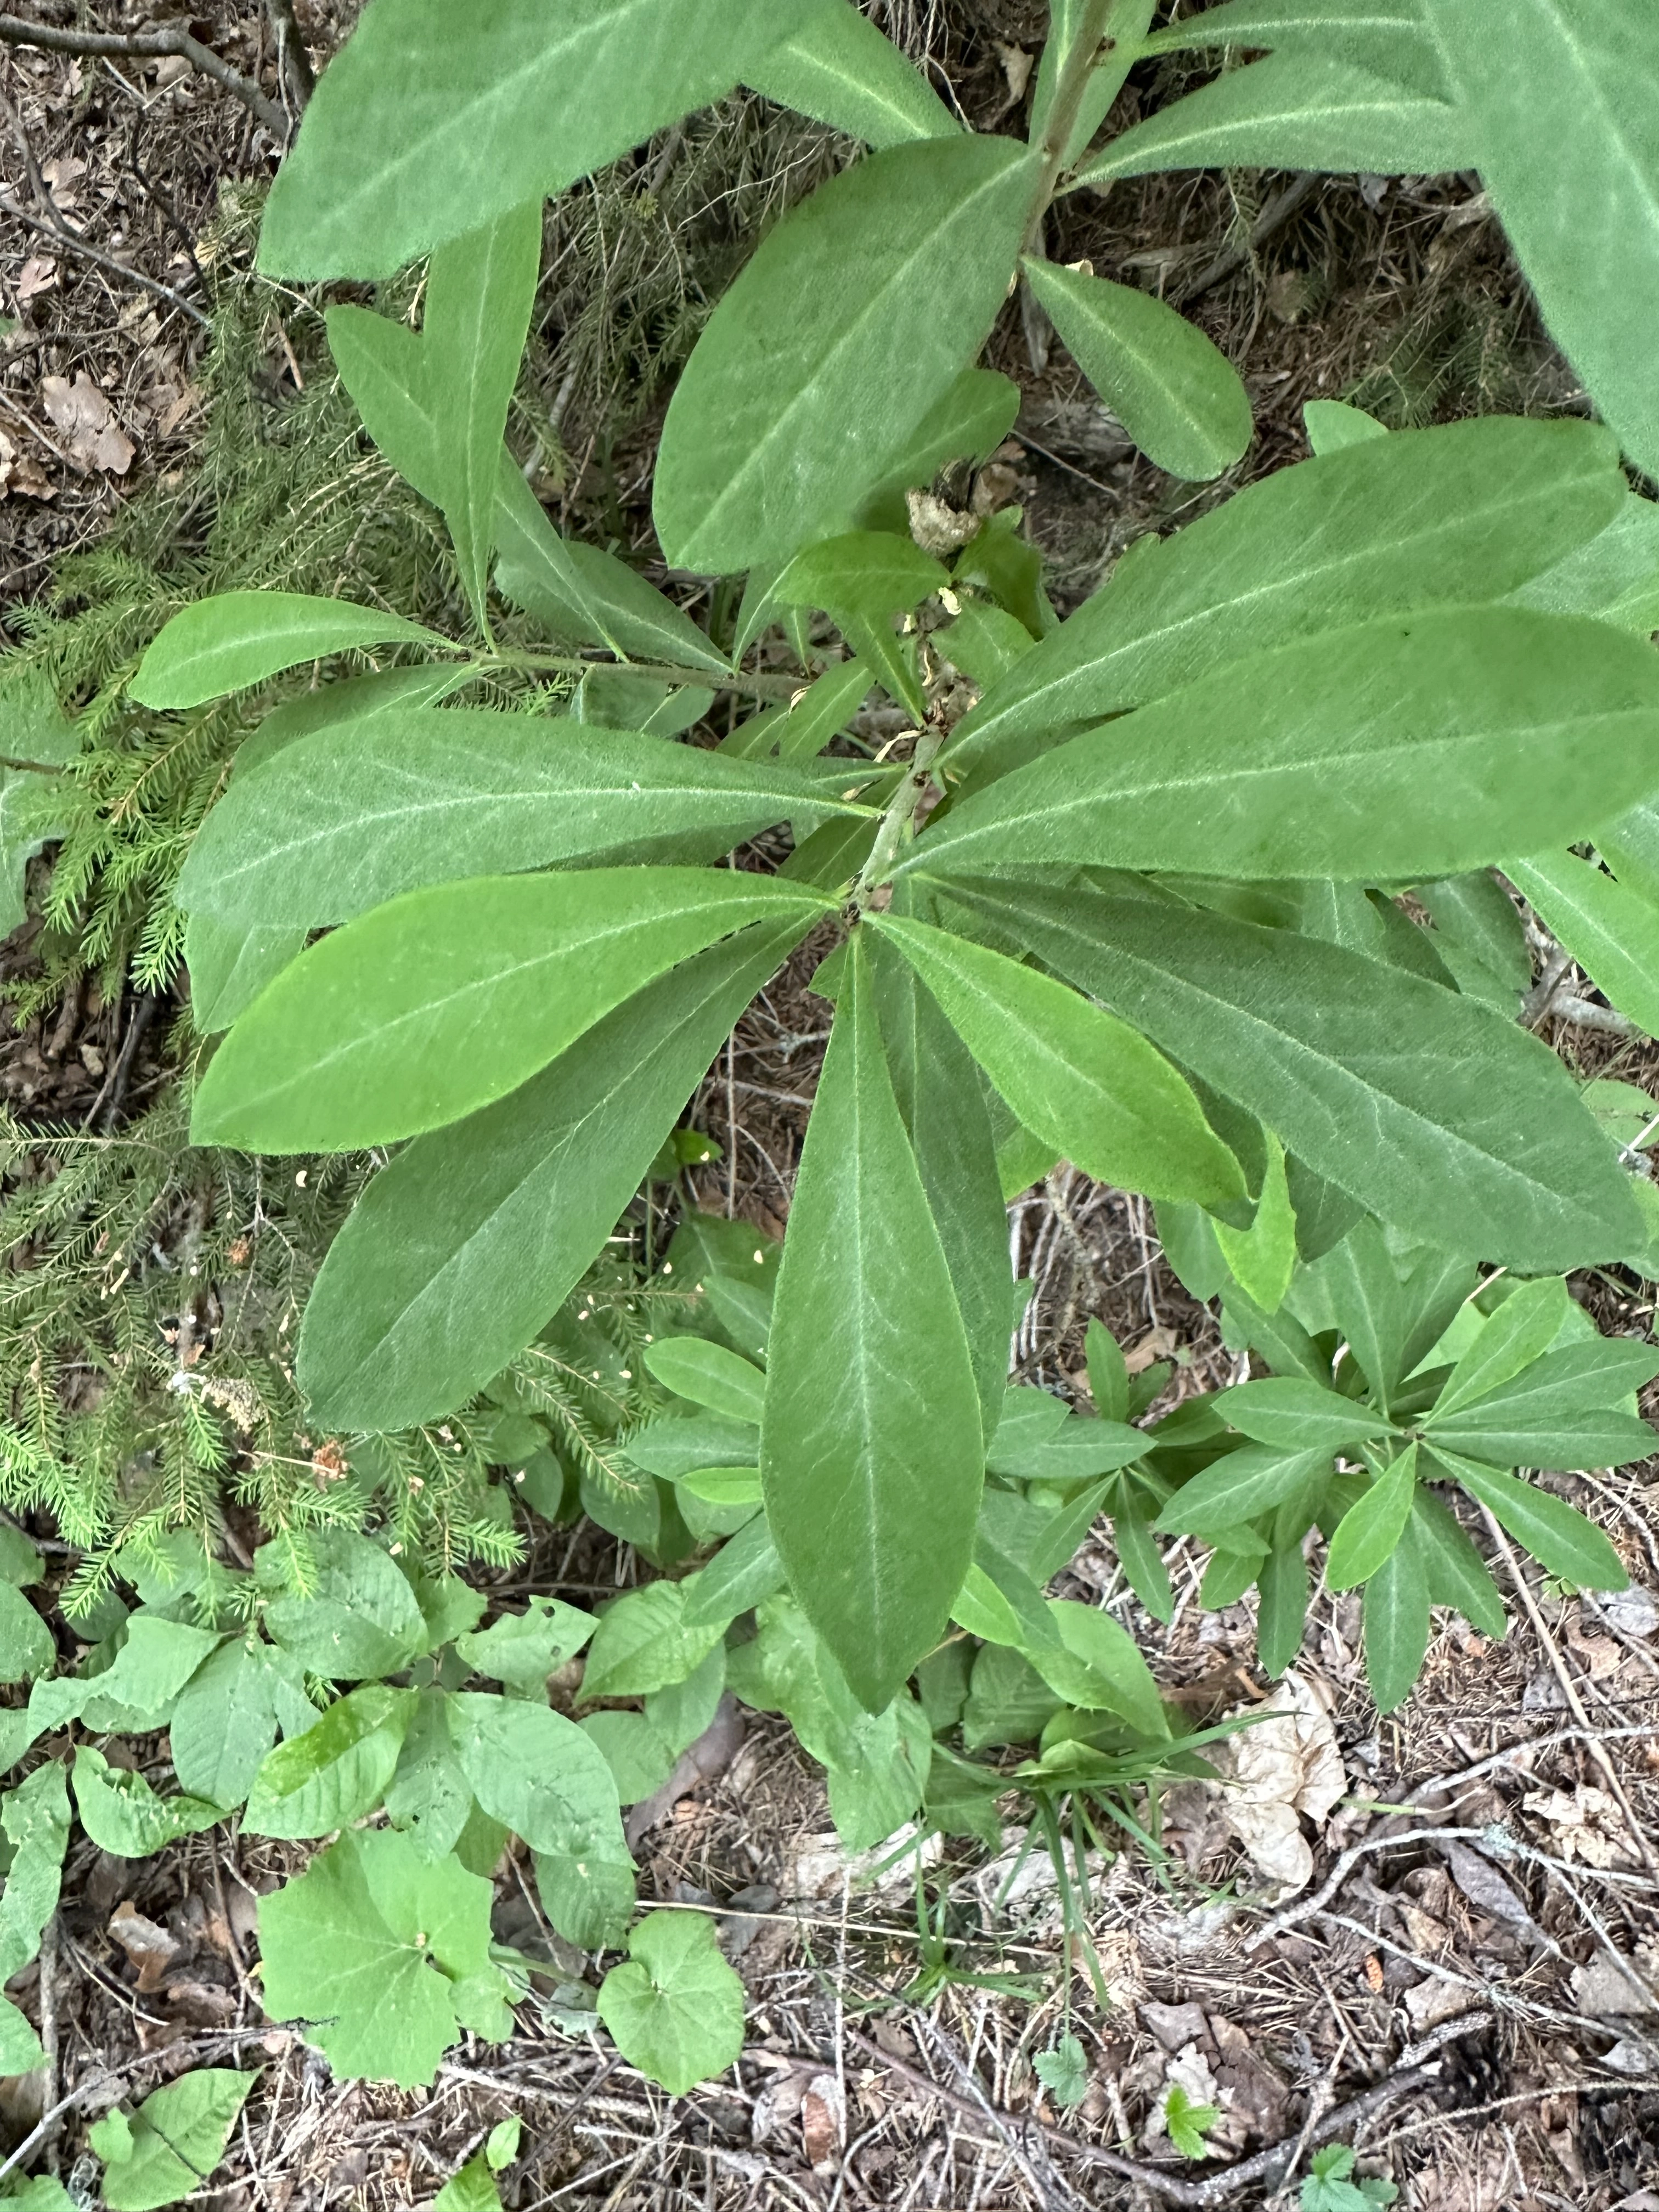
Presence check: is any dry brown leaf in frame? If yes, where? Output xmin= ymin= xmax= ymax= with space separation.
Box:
xmin=40 ymin=155 xmax=84 ymax=210
xmin=108 ymin=1902 xmax=180 ymax=1993
xmin=40 ymin=373 xmax=136 ymax=476
xmin=15 ymin=256 xmax=57 ymax=304
xmin=1216 ymin=1670 xmax=1346 ymax=1899
xmin=1125 ymin=1325 xmax=1180 ymax=1375
xmin=1569 ymin=1946 xmax=1659 ymax=2017
xmin=1441 ymin=1839 xmax=1542 ymax=1942
xmin=1402 ymin=1976 xmax=1481 ymax=2034
xmin=1523 ymin=1783 xmax=1639 ymax=1869
xmin=800 ymin=2074 xmax=843 ymax=2166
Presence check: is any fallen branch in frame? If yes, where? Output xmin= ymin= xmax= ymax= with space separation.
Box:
xmin=0 ymin=11 xmax=288 ymax=137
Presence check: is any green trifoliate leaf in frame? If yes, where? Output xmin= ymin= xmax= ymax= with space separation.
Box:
xmin=190 ymin=869 xmax=827 ymax=1152
xmin=743 ymin=0 xmax=957 ymax=145
xmin=1076 ymin=48 xmax=1471 ymax=185
xmin=1033 ymin=2033 xmax=1090 ymax=2109
xmin=456 ymin=1598 xmax=595 ymax=1697
xmin=597 ymin=1909 xmax=745 ymax=2095
xmin=946 ymin=878 xmax=1643 ymax=1272
xmin=72 ymin=1748 xmax=224 ymax=1858
xmin=871 ymin=912 xmax=1244 ymax=1208
xmin=914 ymin=608 xmax=1659 ymax=884
xmin=176 ymin=707 xmax=866 ymax=928
xmin=643 ymin=1339 xmax=766 ymax=1425
xmin=1423 ymin=0 xmax=1659 ymax=478
xmin=91 ymin=2070 xmax=256 ymax=2211
xmin=654 ymin=133 xmax=1036 ymax=573
xmin=948 ymin=417 xmax=1623 ymax=781
xmin=130 ymin=591 xmax=449 ymax=710
xmin=1302 ymin=398 xmax=1389 ymax=454
xmin=258 ymin=0 xmax=793 ymax=279
xmin=1362 ymin=1520 xmax=1430 ymax=1711
xmin=262 ymin=1529 xmax=430 ymax=1678
xmin=1428 ymin=1450 xmax=1628 ymax=1592
xmin=258 ymin=1826 xmax=507 ymax=2087
xmin=297 ymin=919 xmax=808 ymax=1430
xmin=1325 ymin=1446 xmax=1418 ymax=1590
xmin=761 ymin=933 xmax=984 ymax=1712
xmin=242 ymin=1684 xmax=416 ymax=1839
xmin=1023 ymin=258 xmax=1252 ymax=480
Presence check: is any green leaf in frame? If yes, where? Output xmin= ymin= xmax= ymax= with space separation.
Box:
xmin=447 ymin=1692 xmax=633 ymax=1946
xmin=872 ymin=911 xmax=1244 ymax=1207
xmin=298 ymin=918 xmax=808 ymax=1429
xmin=435 ymin=2152 xmax=505 ymax=2212
xmin=72 ymin=1748 xmax=224 ymax=1858
xmin=78 ymin=1616 xmax=222 ymax=1729
xmin=1024 ymin=259 xmax=1251 ymax=480
xmin=1313 ymin=1217 xmax=1407 ymax=1410
xmin=1033 ymin=2033 xmax=1090 ymax=2109
xmin=1424 ymin=0 xmax=1659 ymax=478
xmin=91 ymin=2070 xmax=256 ymax=2211
xmin=743 ymin=0 xmax=957 ymax=145
xmin=775 ymin=532 xmax=947 ymax=720
xmin=1304 ymin=398 xmax=1390 ymax=453
xmin=947 ymin=879 xmax=1643 ymax=1272
xmin=242 ymin=1684 xmax=416 ymax=1839
xmin=1325 ymin=1446 xmax=1418 ymax=1590
xmin=582 ymin=1582 xmax=726 ymax=1701
xmin=1429 ymin=1276 xmax=1571 ymax=1419
xmin=488 ymin=2119 xmax=520 ymax=2173
xmin=1257 ymin=1538 xmax=1309 ymax=1677
xmin=258 ymin=0 xmax=793 ymax=279
xmin=1362 ymin=1520 xmax=1430 ymax=1711
xmin=1076 ymin=49 xmax=1471 ymax=185
xmin=384 ymin=1691 xmax=476 ymax=1860
xmin=325 ymin=303 xmax=444 ymax=500
xmin=580 ymin=1711 xmax=676 ymax=1808
xmin=185 ymin=912 xmax=307 ymax=1035
xmin=495 ymin=460 xmax=730 ymax=673
xmin=1213 ymin=1133 xmax=1296 ymax=1313
xmin=0 ymin=1761 xmax=69 ymax=2070
xmin=597 ymin=1909 xmax=745 ymax=2095
xmin=868 ymin=927 xmax=1012 ymax=1452
xmin=1113 ymin=1505 xmax=1175 ymax=1623
xmin=177 ymin=707 xmax=861 ymax=928
xmin=724 ymin=659 xmax=873 ymax=764
xmin=1028 ymin=1599 xmax=1169 ymax=1738
xmin=1143 ymin=0 xmax=1446 ymax=91
xmin=681 ymin=1514 xmax=787 ymax=1629
xmin=1425 ymin=1338 xmax=1659 ymax=1469
xmin=623 ymin=1415 xmax=758 ymax=1481
xmin=258 ymin=1826 xmax=505 ymax=2087
xmin=947 ymin=416 xmax=1623 ymax=780
xmin=654 ymin=133 xmax=1036 ymax=572
xmin=1156 ymin=1444 xmax=1331 ymax=1535
xmin=263 ymin=1530 xmax=430 ymax=1678
xmin=916 ymin=608 xmax=1659 ymax=884
xmin=0 ymin=1581 xmax=53 ymax=1683
xmin=1509 ymin=852 xmax=1659 ymax=1041
xmin=644 ymin=1339 xmax=766 ymax=1425
xmin=761 ymin=933 xmax=984 ymax=1711
xmin=1509 ymin=492 xmax=1659 ymax=634
xmin=0 ymin=669 xmax=75 ymax=935
xmin=1086 ymin=1318 xmax=1130 ymax=1425
xmin=191 ymin=869 xmax=826 ymax=1151
xmin=1410 ymin=1487 xmax=1507 ymax=1640
xmin=1222 ymin=1378 xmax=1398 ymax=1453
xmin=130 ymin=591 xmax=447 ymax=710
xmin=456 ymin=1598 xmax=595 ymax=1696
xmin=1431 ymin=1452 xmax=1627 ymax=1592
xmin=1163 ymin=2081 xmax=1221 ymax=2161
xmin=422 ymin=202 xmax=543 ymax=626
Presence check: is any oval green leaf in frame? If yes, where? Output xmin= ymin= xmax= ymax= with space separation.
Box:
xmin=131 ymin=591 xmax=449 ymax=710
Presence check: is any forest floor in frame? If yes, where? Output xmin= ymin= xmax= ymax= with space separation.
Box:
xmin=1 ymin=6 xmax=1657 ymax=2209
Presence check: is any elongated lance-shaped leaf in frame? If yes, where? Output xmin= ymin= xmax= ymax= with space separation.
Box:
xmin=1023 ymin=259 xmax=1252 ymax=481
xmin=495 ymin=460 xmax=730 ymax=673
xmin=1424 ymin=0 xmax=1659 ymax=481
xmin=870 ymin=910 xmax=1244 ymax=1207
xmin=298 ymin=917 xmax=810 ymax=1431
xmin=1507 ymin=492 xmax=1659 ymax=635
xmin=775 ymin=533 xmax=947 ymax=721
xmin=867 ymin=927 xmax=1011 ymax=1451
xmin=1140 ymin=0 xmax=1449 ymax=98
xmin=1426 ymin=1448 xmax=1628 ymax=1592
xmin=912 ymin=608 xmax=1659 ymax=884
xmin=185 ymin=913 xmax=307 ymax=1036
xmin=654 ymin=133 xmax=1036 ymax=574
xmin=131 ymin=592 xmax=449 ymax=710
xmin=743 ymin=0 xmax=958 ymax=145
xmin=1507 ymin=853 xmax=1659 ymax=1043
xmin=948 ymin=417 xmax=1623 ymax=781
xmin=422 ymin=202 xmax=542 ymax=630
xmin=938 ymin=877 xmax=1643 ymax=1271
xmin=761 ymin=931 xmax=984 ymax=1712
xmin=326 ymin=304 xmax=444 ymax=501
xmin=192 ymin=871 xmax=830 ymax=1153
xmin=1363 ymin=1519 xmax=1430 ymax=1711
xmin=258 ymin=0 xmax=794 ymax=279
xmin=176 ymin=707 xmax=869 ymax=928
xmin=1074 ymin=48 xmax=1472 ymax=186
xmin=1325 ymin=1445 xmax=1418 ymax=1589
